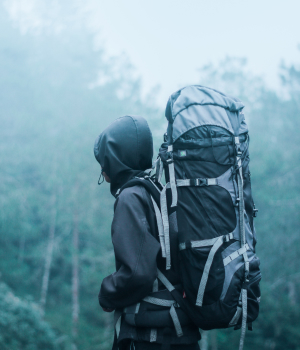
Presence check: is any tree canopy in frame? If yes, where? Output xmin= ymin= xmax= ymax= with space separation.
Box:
xmin=1 ymin=5 xmax=300 ymax=350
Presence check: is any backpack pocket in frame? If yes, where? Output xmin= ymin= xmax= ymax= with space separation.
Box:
xmin=245 ymin=257 xmax=261 ymax=323
xmin=179 ymin=244 xmax=225 ymax=307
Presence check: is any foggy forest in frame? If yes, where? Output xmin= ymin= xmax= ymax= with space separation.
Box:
xmin=1 ymin=2 xmax=300 ymax=350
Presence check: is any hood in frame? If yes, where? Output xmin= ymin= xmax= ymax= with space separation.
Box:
xmin=94 ymin=116 xmax=153 ymax=196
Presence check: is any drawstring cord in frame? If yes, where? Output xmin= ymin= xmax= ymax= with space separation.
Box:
xmin=98 ymin=169 xmax=104 ymax=185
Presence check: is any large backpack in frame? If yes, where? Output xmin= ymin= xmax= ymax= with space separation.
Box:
xmin=119 ymin=85 xmax=261 ymax=350
xmin=154 ymin=85 xmax=261 ymax=349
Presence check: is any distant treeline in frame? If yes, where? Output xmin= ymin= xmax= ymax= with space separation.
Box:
xmin=0 ymin=7 xmax=300 ymax=350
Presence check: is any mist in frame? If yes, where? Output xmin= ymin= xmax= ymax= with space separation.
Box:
xmin=0 ymin=1 xmax=300 ymax=349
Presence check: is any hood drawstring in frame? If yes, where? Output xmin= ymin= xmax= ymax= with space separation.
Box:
xmin=98 ymin=169 xmax=104 ymax=185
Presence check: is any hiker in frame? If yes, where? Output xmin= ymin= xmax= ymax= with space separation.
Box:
xmin=94 ymin=115 xmax=201 ymax=350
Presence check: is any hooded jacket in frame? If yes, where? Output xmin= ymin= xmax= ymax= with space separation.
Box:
xmin=94 ymin=116 xmax=200 ymax=348
xmin=94 ymin=116 xmax=153 ymax=197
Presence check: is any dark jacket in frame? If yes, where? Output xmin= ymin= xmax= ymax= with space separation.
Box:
xmin=94 ymin=116 xmax=200 ymax=347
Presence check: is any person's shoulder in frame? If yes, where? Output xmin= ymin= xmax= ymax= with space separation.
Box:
xmin=118 ymin=184 xmax=149 ymax=202
xmin=114 ymin=185 xmax=152 ymax=215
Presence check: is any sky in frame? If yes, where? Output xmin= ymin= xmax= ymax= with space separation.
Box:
xmin=3 ymin=0 xmax=300 ymax=106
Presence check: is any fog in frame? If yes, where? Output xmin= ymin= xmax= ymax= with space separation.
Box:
xmin=0 ymin=1 xmax=300 ymax=349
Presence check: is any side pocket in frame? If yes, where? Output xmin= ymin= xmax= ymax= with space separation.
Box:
xmin=246 ymin=256 xmax=261 ymax=323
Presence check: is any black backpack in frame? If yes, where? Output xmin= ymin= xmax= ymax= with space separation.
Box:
xmin=120 ymin=85 xmax=261 ymax=350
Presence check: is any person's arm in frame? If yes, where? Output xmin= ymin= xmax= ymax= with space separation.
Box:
xmin=99 ymin=186 xmax=160 ymax=310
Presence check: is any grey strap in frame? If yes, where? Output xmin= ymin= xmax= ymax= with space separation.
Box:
xmin=236 ymin=149 xmax=250 ymax=281
xmin=143 ymin=296 xmax=175 ymax=307
xmin=135 ymin=303 xmax=140 ymax=314
xmin=235 ymin=145 xmax=245 ymax=247
xmin=152 ymin=279 xmax=159 ymax=292
xmin=207 ymin=178 xmax=218 ymax=185
xmin=160 ymin=185 xmax=171 ymax=269
xmin=167 ymin=145 xmax=178 ymax=207
xmin=157 ymin=269 xmax=175 ymax=292
xmin=176 ymin=178 xmax=218 ymax=187
xmin=229 ymin=306 xmax=242 ymax=326
xmin=151 ymin=196 xmax=166 ymax=258
xmin=155 ymin=158 xmax=160 ymax=181
xmin=179 ymin=233 xmax=233 ymax=251
xmin=150 ymin=277 xmax=158 ymax=342
xmin=235 ymin=139 xmax=249 ymax=350
xmin=170 ymin=304 xmax=183 ymax=337
xmin=237 ymin=169 xmax=245 ymax=246
xmin=179 ymin=237 xmax=218 ymax=250
xmin=175 ymin=179 xmax=190 ymax=187
xmin=114 ymin=310 xmax=122 ymax=339
xmin=150 ymin=328 xmax=157 ymax=342
xmin=223 ymin=244 xmax=249 ymax=266
xmin=239 ymin=288 xmax=248 ymax=350
xmin=196 ymin=236 xmax=224 ymax=307
xmin=157 ymin=157 xmax=164 ymax=184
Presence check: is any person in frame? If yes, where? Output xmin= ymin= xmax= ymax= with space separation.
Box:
xmin=94 ymin=115 xmax=200 ymax=350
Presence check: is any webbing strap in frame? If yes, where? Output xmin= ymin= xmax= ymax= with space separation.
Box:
xmin=179 ymin=237 xmax=218 ymax=251
xmin=135 ymin=303 xmax=140 ymax=314
xmin=229 ymin=306 xmax=242 ymax=326
xmin=152 ymin=279 xmax=158 ymax=292
xmin=160 ymin=186 xmax=171 ymax=269
xmin=196 ymin=236 xmax=224 ymax=307
xmin=157 ymin=269 xmax=175 ymax=292
xmin=179 ymin=233 xmax=233 ymax=251
xmin=157 ymin=158 xmax=164 ymax=184
xmin=170 ymin=304 xmax=183 ymax=337
xmin=167 ymin=145 xmax=178 ymax=207
xmin=239 ymin=289 xmax=248 ymax=350
xmin=150 ymin=278 xmax=158 ymax=343
xmin=151 ymin=196 xmax=166 ymax=258
xmin=235 ymin=138 xmax=246 ymax=248
xmin=114 ymin=310 xmax=122 ymax=339
xmin=143 ymin=296 xmax=175 ymax=307
xmin=150 ymin=328 xmax=157 ymax=342
xmin=235 ymin=139 xmax=249 ymax=350
xmin=236 ymin=144 xmax=249 ymax=280
xmin=237 ymin=168 xmax=246 ymax=246
xmin=176 ymin=178 xmax=218 ymax=187
xmin=223 ymin=244 xmax=249 ymax=266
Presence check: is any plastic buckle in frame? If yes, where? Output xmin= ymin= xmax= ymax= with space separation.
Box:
xmin=190 ymin=178 xmax=198 ymax=186
xmin=253 ymin=208 xmax=258 ymax=217
xmin=166 ymin=151 xmax=173 ymax=164
xmin=185 ymin=241 xmax=192 ymax=249
xmin=199 ymin=178 xmax=207 ymax=186
xmin=234 ymin=198 xmax=240 ymax=207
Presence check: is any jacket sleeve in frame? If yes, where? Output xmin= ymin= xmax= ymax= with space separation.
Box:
xmin=99 ymin=186 xmax=160 ymax=309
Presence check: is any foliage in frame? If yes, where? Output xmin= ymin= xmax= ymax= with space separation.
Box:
xmin=1 ymin=3 xmax=300 ymax=350
xmin=0 ymin=282 xmax=58 ymax=350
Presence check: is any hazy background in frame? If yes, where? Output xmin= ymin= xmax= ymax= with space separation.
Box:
xmin=0 ymin=1 xmax=300 ymax=349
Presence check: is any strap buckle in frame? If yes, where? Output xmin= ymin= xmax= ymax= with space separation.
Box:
xmin=166 ymin=151 xmax=173 ymax=164
xmin=190 ymin=178 xmax=207 ymax=187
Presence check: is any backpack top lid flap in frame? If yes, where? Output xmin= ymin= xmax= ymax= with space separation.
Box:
xmin=165 ymin=85 xmax=247 ymax=143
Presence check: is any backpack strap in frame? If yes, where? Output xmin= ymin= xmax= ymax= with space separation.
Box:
xmin=118 ymin=176 xmax=161 ymax=206
xmin=118 ymin=176 xmax=167 ymax=261
xmin=234 ymin=136 xmax=249 ymax=350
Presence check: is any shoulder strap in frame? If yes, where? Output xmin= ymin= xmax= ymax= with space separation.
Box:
xmin=119 ymin=176 xmax=161 ymax=207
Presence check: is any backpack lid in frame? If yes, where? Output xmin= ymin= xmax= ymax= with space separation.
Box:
xmin=165 ymin=85 xmax=246 ymax=143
